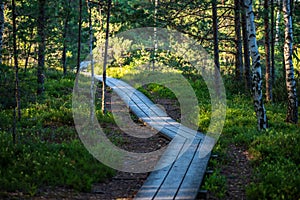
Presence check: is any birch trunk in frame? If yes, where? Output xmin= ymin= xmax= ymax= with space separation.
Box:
xmin=283 ymin=0 xmax=298 ymax=123
xmin=241 ymin=0 xmax=251 ymax=91
xmin=234 ymin=0 xmax=243 ymax=81
xmin=244 ymin=0 xmax=268 ymax=130
xmin=0 ymin=0 xmax=4 ymax=65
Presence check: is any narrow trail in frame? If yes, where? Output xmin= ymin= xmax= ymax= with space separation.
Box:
xmin=95 ymin=75 xmax=212 ymax=200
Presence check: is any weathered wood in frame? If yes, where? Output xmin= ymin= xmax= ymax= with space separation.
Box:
xmin=154 ymin=137 xmax=201 ymax=199
xmin=93 ymin=75 xmax=212 ymax=200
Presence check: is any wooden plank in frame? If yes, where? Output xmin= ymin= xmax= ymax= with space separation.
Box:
xmin=158 ymin=127 xmax=177 ymax=139
xmin=130 ymin=105 xmax=148 ymax=118
xmin=135 ymin=136 xmax=187 ymax=200
xmin=153 ymin=137 xmax=202 ymax=199
xmin=95 ymin=75 xmax=212 ymax=200
xmin=162 ymin=124 xmax=196 ymax=139
xmin=175 ymin=140 xmax=212 ymax=200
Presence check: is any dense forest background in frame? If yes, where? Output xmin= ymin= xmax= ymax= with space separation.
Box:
xmin=0 ymin=0 xmax=299 ymax=199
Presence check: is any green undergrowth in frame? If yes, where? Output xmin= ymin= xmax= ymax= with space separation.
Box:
xmin=1 ymin=64 xmax=300 ymax=199
xmin=137 ymin=74 xmax=300 ymax=199
xmin=0 ymin=67 xmax=116 ymax=195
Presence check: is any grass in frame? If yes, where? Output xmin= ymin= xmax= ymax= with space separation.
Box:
xmin=1 ymin=63 xmax=300 ymax=199
xmin=124 ymin=71 xmax=300 ymax=199
xmin=0 ymin=67 xmax=116 ymax=195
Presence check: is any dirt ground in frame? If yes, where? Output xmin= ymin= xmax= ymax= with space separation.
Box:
xmin=3 ymin=90 xmax=253 ymax=200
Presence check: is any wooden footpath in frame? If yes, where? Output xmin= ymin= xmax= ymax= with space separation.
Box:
xmin=95 ymin=75 xmax=213 ymax=200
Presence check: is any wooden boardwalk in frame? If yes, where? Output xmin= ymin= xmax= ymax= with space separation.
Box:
xmin=95 ymin=75 xmax=213 ymax=200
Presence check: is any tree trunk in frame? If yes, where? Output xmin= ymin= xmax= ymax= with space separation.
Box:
xmin=37 ymin=0 xmax=46 ymax=95
xmin=234 ymin=0 xmax=243 ymax=81
xmin=76 ymin=0 xmax=82 ymax=75
xmin=62 ymin=15 xmax=69 ymax=76
xmin=270 ymin=0 xmax=275 ymax=84
xmin=74 ymin=0 xmax=82 ymax=92
xmin=0 ymin=0 xmax=4 ymax=65
xmin=24 ymin=28 xmax=34 ymax=73
xmin=265 ymin=0 xmax=273 ymax=102
xmin=283 ymin=0 xmax=298 ymax=123
xmin=244 ymin=0 xmax=268 ymax=130
xmin=241 ymin=1 xmax=251 ymax=91
xmin=102 ymin=0 xmax=112 ymax=114
xmin=152 ymin=0 xmax=158 ymax=71
xmin=12 ymin=0 xmax=21 ymax=143
xmin=87 ymin=0 xmax=95 ymax=122
xmin=212 ymin=0 xmax=221 ymax=96
xmin=275 ymin=0 xmax=281 ymax=45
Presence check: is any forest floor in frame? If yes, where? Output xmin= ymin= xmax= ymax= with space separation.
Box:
xmin=3 ymin=90 xmax=253 ymax=200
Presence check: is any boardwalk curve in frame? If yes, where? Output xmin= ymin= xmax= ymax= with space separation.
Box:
xmin=94 ymin=75 xmax=213 ymax=200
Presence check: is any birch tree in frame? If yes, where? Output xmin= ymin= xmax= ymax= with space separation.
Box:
xmin=283 ymin=0 xmax=298 ymax=123
xmin=241 ymin=0 xmax=251 ymax=91
xmin=244 ymin=0 xmax=268 ymax=129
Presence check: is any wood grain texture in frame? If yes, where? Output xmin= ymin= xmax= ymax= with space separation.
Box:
xmin=93 ymin=75 xmax=212 ymax=200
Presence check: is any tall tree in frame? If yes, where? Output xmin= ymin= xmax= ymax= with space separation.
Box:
xmin=270 ymin=0 xmax=276 ymax=84
xmin=0 ymin=0 xmax=4 ymax=65
xmin=234 ymin=0 xmax=243 ymax=81
xmin=24 ymin=27 xmax=34 ymax=73
xmin=152 ymin=0 xmax=158 ymax=71
xmin=12 ymin=0 xmax=21 ymax=144
xmin=102 ymin=0 xmax=112 ymax=114
xmin=87 ymin=0 xmax=95 ymax=121
xmin=62 ymin=0 xmax=71 ymax=75
xmin=244 ymin=0 xmax=268 ymax=130
xmin=37 ymin=0 xmax=46 ymax=95
xmin=76 ymin=0 xmax=82 ymax=75
xmin=212 ymin=0 xmax=221 ymax=95
xmin=241 ymin=0 xmax=251 ymax=91
xmin=74 ymin=0 xmax=83 ymax=93
xmin=265 ymin=0 xmax=273 ymax=102
xmin=275 ymin=0 xmax=281 ymax=45
xmin=283 ymin=0 xmax=298 ymax=123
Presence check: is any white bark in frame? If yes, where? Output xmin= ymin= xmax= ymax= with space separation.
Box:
xmin=244 ymin=0 xmax=268 ymax=129
xmin=283 ymin=0 xmax=298 ymax=123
